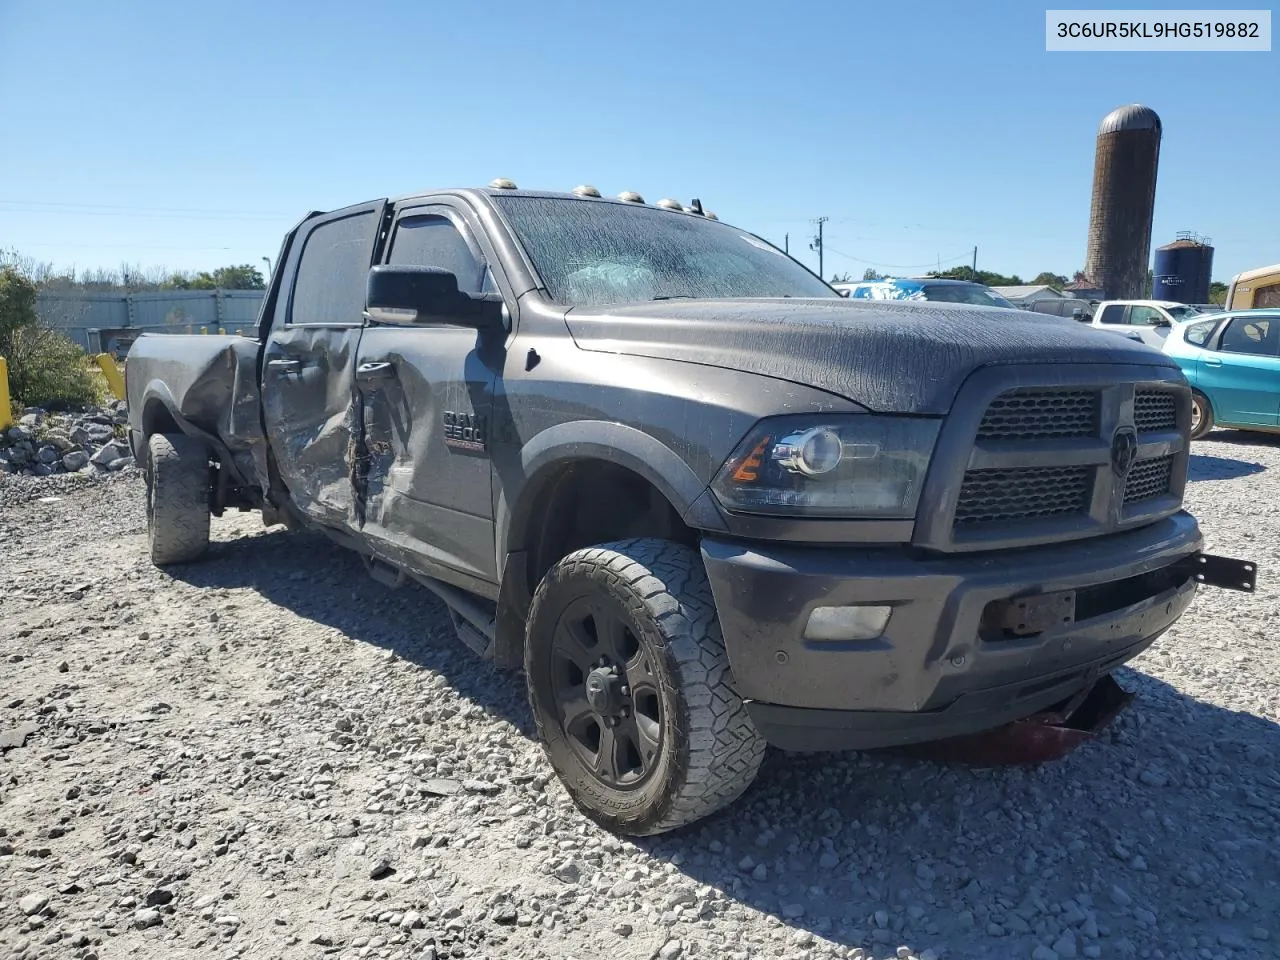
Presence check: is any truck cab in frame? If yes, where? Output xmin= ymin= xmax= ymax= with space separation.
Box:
xmin=124 ymin=182 xmax=1256 ymax=837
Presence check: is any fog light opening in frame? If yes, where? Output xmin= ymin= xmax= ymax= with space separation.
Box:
xmin=803 ymin=605 xmax=892 ymax=642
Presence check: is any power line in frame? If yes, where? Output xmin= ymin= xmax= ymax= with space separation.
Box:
xmin=824 ymin=246 xmax=974 ymax=271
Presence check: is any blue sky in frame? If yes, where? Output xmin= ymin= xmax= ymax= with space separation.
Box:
xmin=1 ymin=0 xmax=1275 ymax=284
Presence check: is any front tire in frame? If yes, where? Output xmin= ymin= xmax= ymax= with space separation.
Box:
xmin=1190 ymin=390 xmax=1214 ymax=440
xmin=145 ymin=432 xmax=211 ymax=565
xmin=524 ymin=538 xmax=765 ymax=836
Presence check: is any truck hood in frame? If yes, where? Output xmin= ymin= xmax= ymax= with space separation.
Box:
xmin=564 ymin=298 xmax=1178 ymax=415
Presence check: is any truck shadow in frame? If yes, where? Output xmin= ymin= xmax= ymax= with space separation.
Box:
xmin=1187 ymin=453 xmax=1266 ymax=482
xmin=170 ymin=527 xmax=1280 ymax=960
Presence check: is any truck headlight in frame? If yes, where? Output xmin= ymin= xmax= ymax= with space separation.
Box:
xmin=711 ymin=415 xmax=940 ymax=518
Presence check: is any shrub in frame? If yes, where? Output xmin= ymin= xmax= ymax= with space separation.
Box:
xmin=1 ymin=265 xmax=104 ymax=410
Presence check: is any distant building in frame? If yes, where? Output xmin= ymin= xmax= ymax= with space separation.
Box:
xmin=1064 ymin=279 xmax=1105 ymax=300
xmin=992 ymin=284 xmax=1065 ymax=307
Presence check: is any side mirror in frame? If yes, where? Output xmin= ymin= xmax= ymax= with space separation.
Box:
xmin=1153 ymin=318 xmax=1172 ymax=329
xmin=365 ymin=265 xmax=503 ymax=330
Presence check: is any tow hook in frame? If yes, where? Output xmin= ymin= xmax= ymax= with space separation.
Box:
xmin=896 ymin=673 xmax=1135 ymax=765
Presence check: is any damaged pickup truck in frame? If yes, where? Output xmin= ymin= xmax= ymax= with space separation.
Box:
xmin=125 ymin=182 xmax=1257 ymax=836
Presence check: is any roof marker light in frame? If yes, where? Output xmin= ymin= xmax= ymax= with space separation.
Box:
xmin=618 ymin=191 xmax=645 ymax=204
xmin=490 ymin=178 xmax=518 ymax=190
xmin=572 ymin=184 xmax=602 ymax=197
xmin=656 ymin=198 xmax=684 ymax=211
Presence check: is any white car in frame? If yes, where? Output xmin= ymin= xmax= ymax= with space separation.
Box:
xmin=1089 ymin=300 xmax=1209 ymax=348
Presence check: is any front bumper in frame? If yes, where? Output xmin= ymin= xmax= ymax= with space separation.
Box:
xmin=701 ymin=511 xmax=1205 ymax=752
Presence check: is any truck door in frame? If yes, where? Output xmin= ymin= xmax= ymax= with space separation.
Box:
xmin=261 ymin=200 xmax=387 ymax=532
xmin=1200 ymin=314 xmax=1280 ymax=426
xmin=354 ymin=202 xmax=503 ymax=586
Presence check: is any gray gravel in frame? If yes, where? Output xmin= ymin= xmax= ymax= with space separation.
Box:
xmin=2 ymin=429 xmax=1278 ymax=960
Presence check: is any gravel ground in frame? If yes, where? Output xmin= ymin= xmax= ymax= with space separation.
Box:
xmin=2 ymin=431 xmax=1278 ymax=960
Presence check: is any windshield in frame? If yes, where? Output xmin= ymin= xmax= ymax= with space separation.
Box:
xmin=494 ymin=196 xmax=837 ymax=307
xmin=920 ymin=283 xmax=1016 ymax=308
xmin=1166 ymin=305 xmax=1203 ymax=321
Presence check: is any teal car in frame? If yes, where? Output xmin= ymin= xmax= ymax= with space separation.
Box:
xmin=1162 ymin=309 xmax=1280 ymax=439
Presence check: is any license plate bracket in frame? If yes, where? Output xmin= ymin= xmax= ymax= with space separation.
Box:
xmin=994 ymin=589 xmax=1077 ymax=637
xmin=1186 ymin=553 xmax=1257 ymax=593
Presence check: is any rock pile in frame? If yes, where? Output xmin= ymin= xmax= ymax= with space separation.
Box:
xmin=0 ymin=400 xmax=133 ymax=477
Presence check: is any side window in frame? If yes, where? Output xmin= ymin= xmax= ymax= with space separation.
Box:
xmin=1256 ymin=283 xmax=1280 ymax=309
xmin=1184 ymin=320 xmax=1218 ymax=347
xmin=1097 ymin=304 xmax=1125 ymax=324
xmin=1219 ymin=317 xmax=1277 ymax=356
xmin=290 ymin=211 xmax=377 ymax=326
xmin=388 ymin=214 xmax=487 ymax=294
xmin=1128 ymin=305 xmax=1164 ymax=326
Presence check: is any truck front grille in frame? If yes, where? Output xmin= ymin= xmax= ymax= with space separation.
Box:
xmin=1134 ymin=389 xmax=1177 ymax=433
xmin=928 ymin=377 xmax=1191 ymax=551
xmin=955 ymin=466 xmax=1092 ymax=525
xmin=1124 ymin=454 xmax=1175 ymax=504
xmin=976 ymin=389 xmax=1098 ymax=440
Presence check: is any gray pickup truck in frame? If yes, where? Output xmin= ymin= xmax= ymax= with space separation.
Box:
xmin=125 ymin=182 xmax=1255 ymax=836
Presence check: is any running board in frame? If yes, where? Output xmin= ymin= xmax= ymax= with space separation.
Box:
xmin=362 ymin=554 xmax=497 ymax=660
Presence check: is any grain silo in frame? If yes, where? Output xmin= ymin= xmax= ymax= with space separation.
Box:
xmin=1083 ymin=104 xmax=1162 ymax=301
xmin=1153 ymin=233 xmax=1214 ymax=304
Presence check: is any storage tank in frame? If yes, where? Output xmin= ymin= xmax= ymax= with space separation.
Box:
xmin=1083 ymin=104 xmax=1162 ymax=300
xmin=1153 ymin=233 xmax=1214 ymax=304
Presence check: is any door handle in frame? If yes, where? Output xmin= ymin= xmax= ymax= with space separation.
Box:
xmin=1204 ymin=357 xmax=1223 ymax=367
xmin=267 ymin=358 xmax=302 ymax=373
xmin=356 ymin=361 xmax=396 ymax=381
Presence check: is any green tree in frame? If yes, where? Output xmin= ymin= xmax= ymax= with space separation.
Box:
xmin=829 ymin=272 xmax=853 ymax=283
xmin=0 ymin=265 xmax=101 ymax=409
xmin=1032 ymin=272 xmax=1068 ymax=289
xmin=927 ymin=267 xmax=1023 ymax=287
xmin=168 ymin=264 xmax=265 ymax=291
xmin=1209 ymin=281 xmax=1228 ymax=306
xmin=862 ymin=268 xmax=882 ymax=281
xmin=212 ymin=264 xmax=265 ymax=289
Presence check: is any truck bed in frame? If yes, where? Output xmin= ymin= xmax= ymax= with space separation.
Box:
xmin=125 ymin=333 xmax=267 ymax=490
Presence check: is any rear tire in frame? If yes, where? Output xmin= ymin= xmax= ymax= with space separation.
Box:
xmin=145 ymin=432 xmax=211 ymax=565
xmin=524 ymin=538 xmax=765 ymax=836
xmin=1190 ymin=390 xmax=1214 ymax=440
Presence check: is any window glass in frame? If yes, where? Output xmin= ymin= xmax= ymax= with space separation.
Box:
xmin=494 ymin=196 xmax=835 ymax=307
xmin=1128 ymin=305 xmax=1165 ymax=326
xmin=1166 ymin=305 xmax=1201 ymax=321
xmin=920 ymin=283 xmax=1016 ymax=308
xmin=1097 ymin=304 xmax=1125 ymax=324
xmin=290 ymin=211 xmax=376 ymax=326
xmin=1184 ymin=320 xmax=1218 ymax=347
xmin=1219 ymin=317 xmax=1278 ymax=356
xmin=388 ymin=215 xmax=485 ymax=293
xmin=1255 ymin=284 xmax=1280 ymax=309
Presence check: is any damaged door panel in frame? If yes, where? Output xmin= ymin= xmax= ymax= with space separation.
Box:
xmin=260 ymin=201 xmax=386 ymax=531
xmin=354 ymin=205 xmax=501 ymax=586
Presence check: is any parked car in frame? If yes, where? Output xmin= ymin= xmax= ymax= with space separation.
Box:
xmin=1090 ymin=300 xmax=1210 ymax=347
xmin=125 ymin=182 xmax=1253 ymax=836
xmin=1029 ymin=297 xmax=1095 ymax=321
xmin=1162 ymin=309 xmax=1280 ymax=439
xmin=832 ymin=277 xmax=1018 ymax=309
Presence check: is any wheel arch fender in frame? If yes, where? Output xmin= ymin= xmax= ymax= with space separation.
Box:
xmin=495 ymin=419 xmax=725 ymax=574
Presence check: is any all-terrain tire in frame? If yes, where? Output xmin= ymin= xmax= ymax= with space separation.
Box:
xmin=1190 ymin=390 xmax=1214 ymax=440
xmin=145 ymin=432 xmax=211 ymax=565
xmin=525 ymin=538 xmax=766 ymax=836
